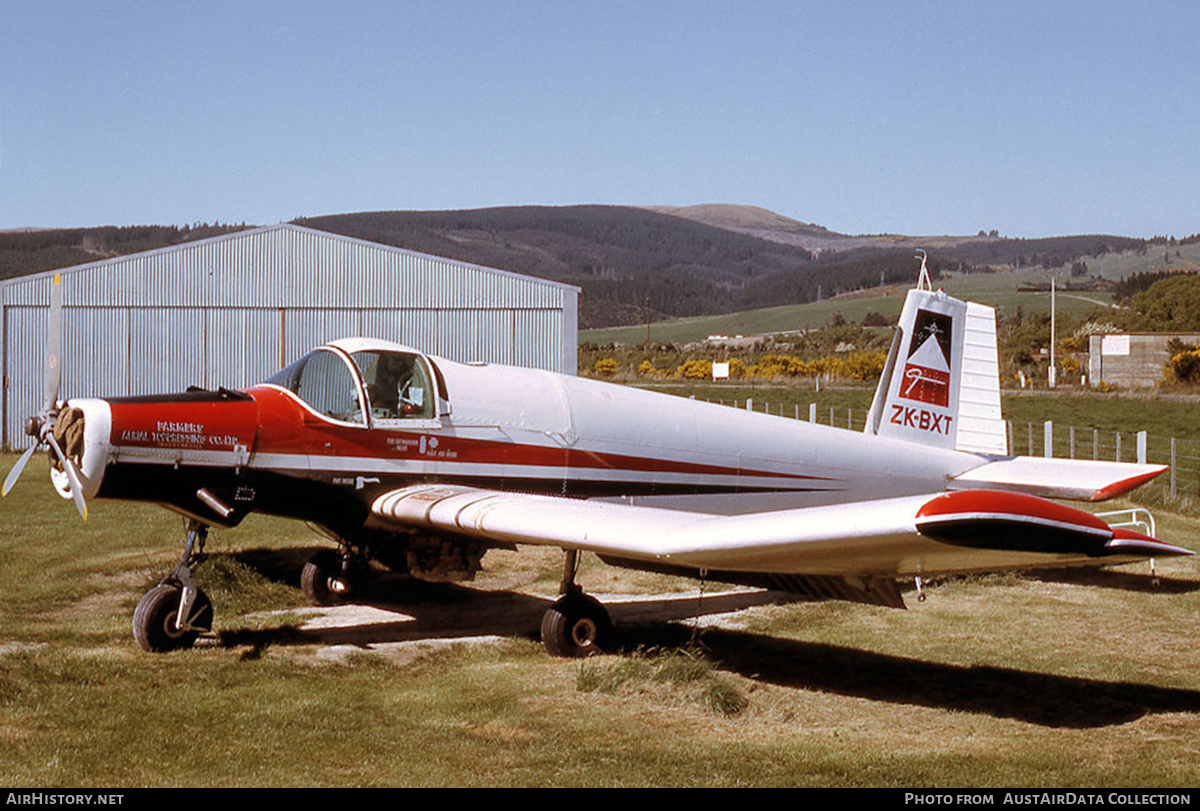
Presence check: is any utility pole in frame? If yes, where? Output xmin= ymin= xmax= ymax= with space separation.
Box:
xmin=1048 ymin=277 xmax=1057 ymax=388
xmin=644 ymin=296 xmax=651 ymax=357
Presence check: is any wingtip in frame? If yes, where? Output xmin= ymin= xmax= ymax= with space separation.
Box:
xmin=1091 ymin=466 xmax=1169 ymax=501
xmin=1107 ymin=528 xmax=1192 ymax=557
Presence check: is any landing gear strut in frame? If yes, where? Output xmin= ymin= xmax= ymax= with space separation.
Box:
xmin=133 ymin=520 xmax=213 ymax=652
xmin=540 ymin=549 xmax=612 ymax=658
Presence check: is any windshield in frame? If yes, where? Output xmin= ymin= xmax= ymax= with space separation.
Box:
xmin=263 ymin=349 xmax=366 ymax=423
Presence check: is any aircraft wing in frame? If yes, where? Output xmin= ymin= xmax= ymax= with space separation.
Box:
xmin=369 ymin=484 xmax=1190 ymax=580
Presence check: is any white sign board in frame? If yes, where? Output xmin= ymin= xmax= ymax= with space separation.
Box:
xmin=1101 ymin=335 xmax=1130 ymax=356
xmin=712 ymin=362 xmax=730 ymax=381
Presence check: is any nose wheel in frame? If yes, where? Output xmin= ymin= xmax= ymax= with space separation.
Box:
xmin=133 ymin=520 xmax=213 ymax=653
xmin=133 ymin=583 xmax=213 ymax=652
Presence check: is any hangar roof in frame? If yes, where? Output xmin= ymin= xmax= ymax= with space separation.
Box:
xmin=1 ymin=223 xmax=579 ymax=310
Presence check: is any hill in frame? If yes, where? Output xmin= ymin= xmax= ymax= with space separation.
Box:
xmin=0 ymin=224 xmax=250 ymax=281
xmin=296 ymin=206 xmax=1048 ymax=328
xmin=0 ymin=205 xmax=1166 ymax=330
xmin=640 ymin=203 xmax=860 ymax=254
xmin=299 ymin=206 xmax=833 ymax=328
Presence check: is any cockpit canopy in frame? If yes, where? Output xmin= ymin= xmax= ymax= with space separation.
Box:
xmin=263 ymin=345 xmax=440 ymax=425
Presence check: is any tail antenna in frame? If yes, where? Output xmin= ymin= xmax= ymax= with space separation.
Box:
xmin=915 ymin=249 xmax=932 ymax=291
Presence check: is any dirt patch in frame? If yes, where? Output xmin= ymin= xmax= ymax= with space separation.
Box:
xmin=211 ymin=586 xmax=792 ymax=665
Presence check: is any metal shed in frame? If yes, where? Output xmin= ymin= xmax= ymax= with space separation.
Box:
xmin=1 ymin=223 xmax=579 ymax=449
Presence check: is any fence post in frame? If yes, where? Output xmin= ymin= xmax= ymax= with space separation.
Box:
xmin=1115 ymin=432 xmax=1121 ymax=462
xmin=847 ymin=409 xmax=853 ymax=430
xmin=809 ymin=403 xmax=817 ymax=423
xmin=1171 ymin=437 xmax=1177 ymax=498
xmin=1093 ymin=428 xmax=1099 ymax=460
xmin=1069 ymin=426 xmax=1076 ymax=459
xmin=1137 ymin=431 xmax=1147 ymax=465
xmin=1044 ymin=421 xmax=1053 ymax=458
xmin=746 ymin=398 xmax=753 ymax=412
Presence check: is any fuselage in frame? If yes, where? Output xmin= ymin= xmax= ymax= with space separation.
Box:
xmin=59 ymin=338 xmax=990 ymax=537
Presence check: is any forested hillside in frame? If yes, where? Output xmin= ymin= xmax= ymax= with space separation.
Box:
xmin=298 ymin=206 xmax=824 ymax=328
xmin=0 ymin=206 xmax=1162 ymax=330
xmin=0 ymin=224 xmax=248 ymax=281
xmin=299 ymin=208 xmax=1153 ymax=328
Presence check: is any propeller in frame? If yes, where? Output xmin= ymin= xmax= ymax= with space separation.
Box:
xmin=2 ymin=273 xmax=87 ymax=519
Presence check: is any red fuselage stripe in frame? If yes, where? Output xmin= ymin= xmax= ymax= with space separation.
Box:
xmin=106 ymin=386 xmax=840 ymax=486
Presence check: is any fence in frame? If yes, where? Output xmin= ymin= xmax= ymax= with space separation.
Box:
xmin=703 ymin=397 xmax=1200 ymax=500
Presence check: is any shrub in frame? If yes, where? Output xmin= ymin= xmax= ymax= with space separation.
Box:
xmin=675 ymin=359 xmax=712 ymax=379
xmin=1166 ymin=348 xmax=1200 ymax=384
xmin=593 ymin=357 xmax=619 ymax=377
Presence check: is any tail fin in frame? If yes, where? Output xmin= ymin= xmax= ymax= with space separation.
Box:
xmin=865 ymin=287 xmax=1007 ymax=455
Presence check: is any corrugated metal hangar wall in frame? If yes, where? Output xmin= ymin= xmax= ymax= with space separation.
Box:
xmin=1 ymin=224 xmax=580 ymax=449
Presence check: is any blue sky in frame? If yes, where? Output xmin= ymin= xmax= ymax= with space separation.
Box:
xmin=2 ymin=1 xmax=1197 ymax=238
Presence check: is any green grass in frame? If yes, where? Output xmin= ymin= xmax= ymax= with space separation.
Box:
xmin=2 ymin=448 xmax=1200 ymax=787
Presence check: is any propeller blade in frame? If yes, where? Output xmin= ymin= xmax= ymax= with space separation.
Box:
xmin=45 ymin=432 xmax=87 ymax=521
xmin=2 ymin=443 xmax=39 ymax=497
xmin=43 ymin=273 xmax=63 ymax=415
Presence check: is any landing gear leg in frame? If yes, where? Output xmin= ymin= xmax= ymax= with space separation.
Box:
xmin=133 ymin=520 xmax=214 ymax=653
xmin=540 ymin=549 xmax=612 ymax=658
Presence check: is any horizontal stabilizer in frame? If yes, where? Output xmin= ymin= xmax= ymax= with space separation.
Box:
xmin=949 ymin=457 xmax=1168 ymax=502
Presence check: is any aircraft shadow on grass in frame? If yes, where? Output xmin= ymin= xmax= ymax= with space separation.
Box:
xmin=212 ymin=547 xmax=1200 ymax=730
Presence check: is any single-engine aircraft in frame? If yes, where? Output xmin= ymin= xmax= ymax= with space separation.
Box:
xmin=4 ymin=260 xmax=1191 ymax=655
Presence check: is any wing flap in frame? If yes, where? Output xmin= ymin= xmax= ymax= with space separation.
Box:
xmin=370 ymin=485 xmax=1190 ymax=580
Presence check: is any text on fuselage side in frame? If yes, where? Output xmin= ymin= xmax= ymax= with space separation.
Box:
xmin=120 ymin=422 xmax=242 ymax=448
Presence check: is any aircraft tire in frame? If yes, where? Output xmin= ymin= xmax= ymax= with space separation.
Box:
xmin=541 ymin=593 xmax=611 ymax=658
xmin=133 ymin=584 xmax=212 ymax=653
xmin=301 ymin=549 xmax=347 ymax=606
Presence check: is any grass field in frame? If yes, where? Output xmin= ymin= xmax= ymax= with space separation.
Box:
xmin=2 ymin=413 xmax=1200 ymax=787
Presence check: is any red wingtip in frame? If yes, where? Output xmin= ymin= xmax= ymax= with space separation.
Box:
xmin=1107 ymin=528 xmax=1193 ymax=557
xmin=1091 ymin=467 xmax=1168 ymax=502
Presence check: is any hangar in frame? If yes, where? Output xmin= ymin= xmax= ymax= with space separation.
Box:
xmin=1 ymin=223 xmax=579 ymax=450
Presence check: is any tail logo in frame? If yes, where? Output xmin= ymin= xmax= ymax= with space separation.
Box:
xmin=900 ymin=309 xmax=952 ymax=408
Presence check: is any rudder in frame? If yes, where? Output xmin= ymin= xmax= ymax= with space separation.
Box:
xmin=865 ymin=286 xmax=1007 ymax=455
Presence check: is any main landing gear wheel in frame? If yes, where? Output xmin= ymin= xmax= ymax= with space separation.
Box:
xmin=301 ymin=549 xmax=355 ymax=606
xmin=132 ymin=583 xmax=213 ymax=653
xmin=541 ymin=592 xmax=612 ymax=658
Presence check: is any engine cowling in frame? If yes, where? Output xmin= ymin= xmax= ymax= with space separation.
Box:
xmin=49 ymin=399 xmax=111 ymax=504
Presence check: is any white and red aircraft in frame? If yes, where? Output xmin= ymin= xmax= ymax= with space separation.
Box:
xmin=4 ymin=266 xmax=1190 ymax=655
